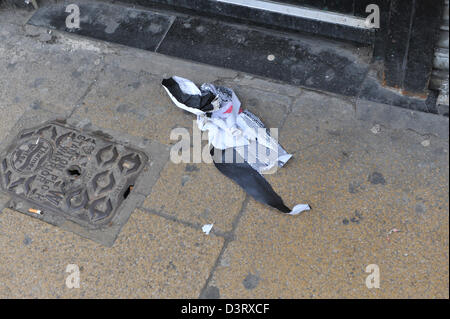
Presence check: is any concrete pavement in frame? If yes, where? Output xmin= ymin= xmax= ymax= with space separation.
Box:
xmin=0 ymin=8 xmax=448 ymax=298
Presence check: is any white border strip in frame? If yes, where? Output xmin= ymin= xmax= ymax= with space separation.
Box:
xmin=216 ymin=0 xmax=369 ymax=29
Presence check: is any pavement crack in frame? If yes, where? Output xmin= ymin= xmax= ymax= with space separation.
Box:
xmin=138 ymin=206 xmax=233 ymax=240
xmin=279 ymin=97 xmax=294 ymax=130
xmin=198 ymin=195 xmax=249 ymax=299
xmin=67 ymin=63 xmax=105 ymax=119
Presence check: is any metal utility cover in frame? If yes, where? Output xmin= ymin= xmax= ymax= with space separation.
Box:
xmin=0 ymin=121 xmax=148 ymax=245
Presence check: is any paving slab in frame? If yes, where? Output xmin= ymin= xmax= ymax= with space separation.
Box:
xmin=72 ymin=64 xmax=196 ymax=146
xmin=0 ymin=101 xmax=26 ymax=147
xmin=142 ymin=159 xmax=245 ymax=235
xmin=206 ymin=96 xmax=449 ymax=298
xmin=356 ymin=98 xmax=450 ymax=140
xmin=0 ymin=27 xmax=104 ymax=116
xmin=0 ymin=208 xmax=223 ymax=298
xmin=0 ymin=30 xmax=27 ymax=142
xmin=279 ymin=90 xmax=356 ymax=153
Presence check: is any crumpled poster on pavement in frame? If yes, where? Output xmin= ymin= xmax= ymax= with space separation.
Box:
xmin=162 ymin=76 xmax=310 ymax=215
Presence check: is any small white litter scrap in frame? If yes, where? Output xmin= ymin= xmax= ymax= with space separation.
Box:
xmin=370 ymin=124 xmax=381 ymax=134
xmin=288 ymin=204 xmax=311 ymax=215
xmin=421 ymin=139 xmax=430 ymax=147
xmin=202 ymin=224 xmax=214 ymax=235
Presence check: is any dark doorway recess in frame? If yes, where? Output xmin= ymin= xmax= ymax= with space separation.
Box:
xmin=125 ymin=0 xmax=444 ymax=96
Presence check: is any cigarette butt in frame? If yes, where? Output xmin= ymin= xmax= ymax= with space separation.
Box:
xmin=28 ymin=208 xmax=41 ymax=215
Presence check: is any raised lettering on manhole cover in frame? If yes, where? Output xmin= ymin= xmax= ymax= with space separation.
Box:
xmin=0 ymin=121 xmax=148 ymax=230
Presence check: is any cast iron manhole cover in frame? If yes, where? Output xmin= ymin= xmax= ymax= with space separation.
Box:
xmin=0 ymin=121 xmax=148 ymax=244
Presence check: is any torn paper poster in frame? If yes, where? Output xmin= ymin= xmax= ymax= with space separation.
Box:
xmin=202 ymin=224 xmax=214 ymax=235
xmin=211 ymin=148 xmax=310 ymax=215
xmin=235 ymin=109 xmax=292 ymax=173
xmin=162 ymin=76 xmax=219 ymax=115
xmin=163 ymin=76 xmax=289 ymax=169
xmin=162 ymin=76 xmax=310 ymax=215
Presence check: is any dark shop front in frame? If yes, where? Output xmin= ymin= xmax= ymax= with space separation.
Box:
xmin=127 ymin=0 xmax=448 ymax=112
